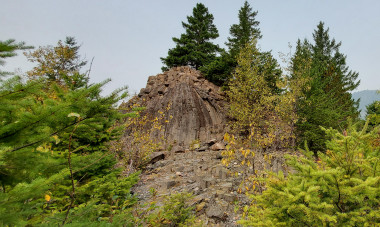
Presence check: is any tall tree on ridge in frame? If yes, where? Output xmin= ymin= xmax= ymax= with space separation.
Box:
xmin=291 ymin=22 xmax=360 ymax=152
xmin=201 ymin=0 xmax=282 ymax=92
xmin=226 ymin=1 xmax=262 ymax=58
xmin=161 ymin=3 xmax=220 ymax=71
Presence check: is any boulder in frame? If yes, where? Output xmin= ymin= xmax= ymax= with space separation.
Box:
xmin=172 ymin=145 xmax=185 ymax=153
xmin=206 ymin=203 xmax=226 ymax=220
xmin=148 ymin=152 xmax=165 ymax=165
xmin=210 ymin=142 xmax=225 ymax=151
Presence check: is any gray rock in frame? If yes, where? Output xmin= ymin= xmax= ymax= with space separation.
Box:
xmin=173 ymin=145 xmax=185 ymax=153
xmin=164 ymin=181 xmax=177 ymax=189
xmin=152 ymin=160 xmax=172 ymax=168
xmin=173 ymin=166 xmax=184 ymax=172
xmin=219 ymin=182 xmax=233 ymax=191
xmin=196 ymin=146 xmax=209 ymax=152
xmin=200 ymin=177 xmax=215 ymax=189
xmin=120 ymin=66 xmax=228 ymax=148
xmin=148 ymin=152 xmax=165 ymax=165
xmin=222 ymin=193 xmax=237 ymax=203
xmin=215 ymin=153 xmax=223 ymax=160
xmin=206 ymin=204 xmax=226 ymax=220
xmin=143 ymin=87 xmax=151 ymax=94
xmin=210 ymin=142 xmax=225 ymax=151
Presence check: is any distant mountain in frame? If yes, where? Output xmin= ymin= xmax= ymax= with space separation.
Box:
xmin=352 ymin=90 xmax=380 ymax=118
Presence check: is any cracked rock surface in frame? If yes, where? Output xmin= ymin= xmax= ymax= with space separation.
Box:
xmin=120 ymin=66 xmax=229 ymax=148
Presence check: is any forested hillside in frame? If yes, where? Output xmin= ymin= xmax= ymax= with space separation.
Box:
xmin=1 ymin=1 xmax=379 ymax=226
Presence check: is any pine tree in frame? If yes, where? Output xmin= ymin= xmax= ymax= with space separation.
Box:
xmin=241 ymin=121 xmax=380 ymax=226
xmin=161 ymin=3 xmax=220 ymax=71
xmin=291 ymin=22 xmax=360 ymax=152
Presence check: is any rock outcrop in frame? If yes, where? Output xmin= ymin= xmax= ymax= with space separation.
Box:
xmin=123 ymin=67 xmax=290 ymax=226
xmin=122 ymin=66 xmax=228 ymax=147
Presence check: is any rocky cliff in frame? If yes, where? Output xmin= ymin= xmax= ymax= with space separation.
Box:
xmin=122 ymin=66 xmax=228 ymax=147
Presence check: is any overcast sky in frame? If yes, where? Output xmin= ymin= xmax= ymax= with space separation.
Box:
xmin=1 ymin=0 xmax=379 ymax=98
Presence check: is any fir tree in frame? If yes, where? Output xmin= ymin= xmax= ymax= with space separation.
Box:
xmin=226 ymin=1 xmax=262 ymax=58
xmin=241 ymin=121 xmax=380 ymax=226
xmin=201 ymin=1 xmax=281 ymax=91
xmin=201 ymin=1 xmax=262 ymax=86
xmin=0 ymin=39 xmax=33 ymax=77
xmin=199 ymin=50 xmax=235 ymax=86
xmin=291 ymin=22 xmax=360 ymax=152
xmin=161 ymin=3 xmax=220 ymax=71
xmin=0 ymin=39 xmax=139 ymax=225
xmin=366 ymin=99 xmax=380 ymax=128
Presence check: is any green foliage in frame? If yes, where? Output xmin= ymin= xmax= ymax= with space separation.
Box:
xmin=366 ymin=100 xmax=380 ymax=128
xmin=226 ymin=40 xmax=291 ymax=150
xmin=226 ymin=1 xmax=262 ymax=58
xmin=200 ymin=51 xmax=235 ymax=87
xmin=241 ymin=122 xmax=380 ymax=226
xmin=111 ymin=103 xmax=169 ymax=174
xmin=0 ymin=45 xmax=140 ymax=225
xmin=0 ymin=39 xmax=33 ymax=77
xmin=227 ymin=40 xmax=273 ymax=140
xmin=201 ymin=1 xmax=267 ymax=87
xmin=25 ymin=36 xmax=88 ymax=89
xmin=290 ymin=22 xmax=360 ymax=152
xmin=43 ymin=171 xmax=139 ymax=226
xmin=148 ymin=192 xmax=196 ymax=226
xmin=161 ymin=3 xmax=220 ymax=71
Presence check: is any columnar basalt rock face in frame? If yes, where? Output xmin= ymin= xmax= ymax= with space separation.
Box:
xmin=123 ymin=66 xmax=228 ymax=147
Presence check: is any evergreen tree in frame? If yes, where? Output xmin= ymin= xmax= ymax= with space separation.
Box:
xmin=25 ymin=36 xmax=88 ymax=89
xmin=291 ymin=22 xmax=360 ymax=152
xmin=226 ymin=1 xmax=262 ymax=58
xmin=161 ymin=3 xmax=220 ymax=71
xmin=201 ymin=1 xmax=281 ymax=91
xmin=0 ymin=75 xmax=140 ymax=225
xmin=201 ymin=1 xmax=262 ymax=86
xmin=241 ymin=122 xmax=380 ymax=226
xmin=0 ymin=39 xmax=140 ymax=225
xmin=366 ymin=99 xmax=380 ymax=128
xmin=199 ymin=50 xmax=235 ymax=86
xmin=0 ymin=39 xmax=33 ymax=77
